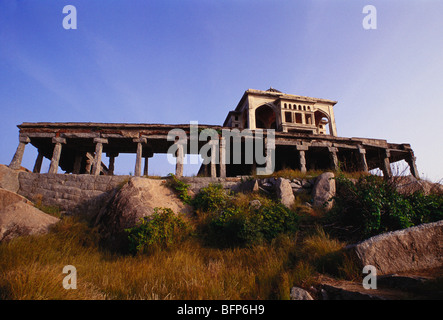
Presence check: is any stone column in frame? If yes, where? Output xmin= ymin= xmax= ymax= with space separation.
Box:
xmin=209 ymin=140 xmax=219 ymax=178
xmin=85 ymin=156 xmax=92 ymax=174
xmin=72 ymin=153 xmax=83 ymax=174
xmin=406 ymin=151 xmax=419 ymax=179
xmin=133 ymin=138 xmax=147 ymax=177
xmin=91 ymin=138 xmax=108 ymax=176
xmin=33 ymin=151 xmax=44 ymax=173
xmin=48 ymin=137 xmax=66 ymax=174
xmin=143 ymin=156 xmax=149 ymax=176
xmin=328 ymin=147 xmax=339 ymax=171
xmin=9 ymin=135 xmax=31 ymax=170
xmin=175 ymin=143 xmax=184 ymax=178
xmin=381 ymin=149 xmax=392 ymax=179
xmin=296 ymin=145 xmax=309 ymax=173
xmin=358 ymin=146 xmax=369 ymax=172
xmin=106 ymin=152 xmax=118 ymax=176
xmin=219 ymin=137 xmax=226 ymax=178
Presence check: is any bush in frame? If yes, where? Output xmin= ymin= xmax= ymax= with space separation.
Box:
xmin=167 ymin=174 xmax=192 ymax=204
xmin=327 ymin=174 xmax=443 ymax=240
xmin=126 ymin=207 xmax=191 ymax=254
xmin=192 ymin=183 xmax=230 ymax=213
xmin=196 ymin=187 xmax=299 ymax=247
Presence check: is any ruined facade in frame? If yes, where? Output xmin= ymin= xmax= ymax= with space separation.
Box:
xmin=8 ymin=88 xmax=419 ymax=179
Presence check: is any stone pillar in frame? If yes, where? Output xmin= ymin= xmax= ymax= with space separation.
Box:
xmin=72 ymin=154 xmax=83 ymax=174
xmin=85 ymin=157 xmax=92 ymax=174
xmin=381 ymin=149 xmax=392 ymax=179
xmin=133 ymin=138 xmax=147 ymax=177
xmin=328 ymin=147 xmax=339 ymax=171
xmin=107 ymin=152 xmax=118 ymax=176
xmin=33 ymin=152 xmax=44 ymax=173
xmin=48 ymin=137 xmax=66 ymax=174
xmin=9 ymin=135 xmax=31 ymax=170
xmin=91 ymin=138 xmax=108 ymax=176
xmin=358 ymin=146 xmax=369 ymax=173
xmin=406 ymin=151 xmax=419 ymax=179
xmin=143 ymin=156 xmax=149 ymax=176
xmin=209 ymin=140 xmax=219 ymax=178
xmin=175 ymin=143 xmax=184 ymax=178
xmin=296 ymin=145 xmax=309 ymax=173
xmin=219 ymin=137 xmax=226 ymax=178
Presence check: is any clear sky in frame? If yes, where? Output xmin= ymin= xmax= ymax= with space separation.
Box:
xmin=1 ymin=0 xmax=442 ymax=180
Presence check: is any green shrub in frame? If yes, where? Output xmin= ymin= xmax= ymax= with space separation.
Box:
xmin=192 ymin=183 xmax=230 ymax=213
xmin=125 ymin=207 xmax=191 ymax=254
xmin=327 ymin=174 xmax=443 ymax=240
xmin=203 ymin=195 xmax=299 ymax=247
xmin=167 ymin=174 xmax=192 ymax=204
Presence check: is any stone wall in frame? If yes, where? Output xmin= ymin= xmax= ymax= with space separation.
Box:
xmin=17 ymin=172 xmax=130 ymax=216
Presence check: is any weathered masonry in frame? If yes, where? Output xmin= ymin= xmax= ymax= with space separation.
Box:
xmin=8 ymin=88 xmax=419 ymax=179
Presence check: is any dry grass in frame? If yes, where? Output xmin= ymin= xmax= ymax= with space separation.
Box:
xmin=0 ymin=216 xmax=316 ymax=300
xmin=0 ymin=212 xmax=359 ymax=300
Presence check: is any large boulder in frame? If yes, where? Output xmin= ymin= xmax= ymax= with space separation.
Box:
xmin=290 ymin=287 xmax=314 ymax=300
xmin=0 ymin=187 xmax=32 ymax=209
xmin=394 ymin=175 xmax=442 ymax=195
xmin=312 ymin=172 xmax=336 ymax=211
xmin=275 ymin=178 xmax=295 ymax=209
xmin=0 ymin=188 xmax=59 ymax=242
xmin=94 ymin=177 xmax=192 ymax=251
xmin=345 ymin=220 xmax=443 ymax=275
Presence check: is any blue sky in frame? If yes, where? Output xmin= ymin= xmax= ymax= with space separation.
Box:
xmin=1 ymin=0 xmax=442 ymax=180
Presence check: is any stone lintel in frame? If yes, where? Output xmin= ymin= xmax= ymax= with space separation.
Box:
xmin=23 ymin=132 xmax=55 ymax=139
xmin=61 ymin=132 xmax=100 ymax=139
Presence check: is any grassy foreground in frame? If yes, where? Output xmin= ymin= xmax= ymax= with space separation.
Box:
xmin=0 ymin=216 xmax=355 ymax=300
xmin=1 ymin=170 xmax=441 ymax=300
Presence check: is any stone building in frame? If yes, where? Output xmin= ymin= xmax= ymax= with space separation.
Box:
xmin=223 ymin=88 xmax=337 ymax=136
xmin=8 ymin=88 xmax=419 ymax=179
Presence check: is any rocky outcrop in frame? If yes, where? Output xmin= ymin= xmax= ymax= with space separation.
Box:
xmin=345 ymin=220 xmax=443 ymax=275
xmin=394 ymin=175 xmax=443 ymax=195
xmin=0 ymin=164 xmax=20 ymax=193
xmin=0 ymin=188 xmax=59 ymax=241
xmin=312 ymin=172 xmax=336 ymax=210
xmin=290 ymin=287 xmax=314 ymax=300
xmin=275 ymin=178 xmax=296 ymax=208
xmin=94 ymin=177 xmax=192 ymax=251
